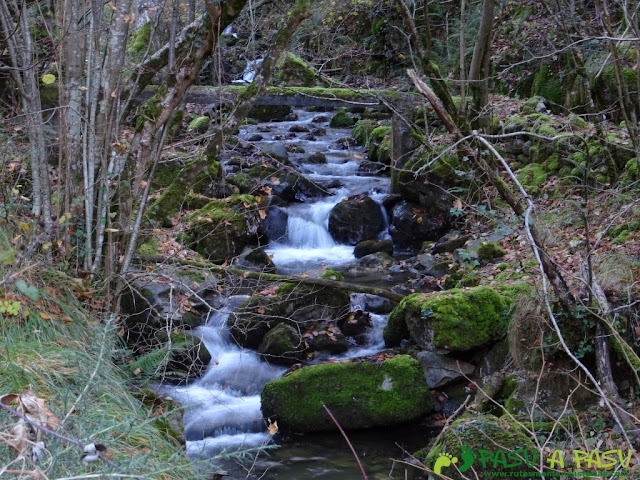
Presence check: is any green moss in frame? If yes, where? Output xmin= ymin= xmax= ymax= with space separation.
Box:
xmin=477 ymin=242 xmax=505 ymax=262
xmin=516 ymin=163 xmax=547 ymax=195
xmin=149 ymin=159 xmax=223 ymax=226
xmin=531 ymin=65 xmax=564 ymax=105
xmin=187 ymin=116 xmax=210 ymax=133
xmin=329 ymin=109 xmax=356 ymax=128
xmin=261 ymin=355 xmax=432 ymax=432
xmin=370 ymin=125 xmax=391 ymax=143
xmin=321 ymin=269 xmax=345 ymax=281
xmin=352 ymin=122 xmax=376 ymax=145
xmin=128 ymin=22 xmax=151 ymax=53
xmin=137 ymin=236 xmax=159 ymax=256
xmin=568 ymin=114 xmax=587 ymax=128
xmin=274 ymin=52 xmax=327 ymax=87
xmin=182 ymin=195 xmax=258 ymax=262
xmin=422 ymin=414 xmax=535 ymax=477
xmin=384 ymin=286 xmax=509 ymax=351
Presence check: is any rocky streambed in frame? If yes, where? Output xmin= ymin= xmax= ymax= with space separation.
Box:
xmin=122 ymin=103 xmax=602 ymax=479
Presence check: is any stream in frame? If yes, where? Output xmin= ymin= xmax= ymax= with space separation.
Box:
xmin=160 ymin=109 xmax=429 ymax=479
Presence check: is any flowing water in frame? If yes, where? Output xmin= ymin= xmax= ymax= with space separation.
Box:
xmin=161 ymin=109 xmax=427 ymax=478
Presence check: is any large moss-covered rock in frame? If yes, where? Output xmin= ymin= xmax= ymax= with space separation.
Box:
xmin=328 ymin=194 xmax=386 ymax=245
xmin=182 ymin=195 xmax=260 ymax=263
xmin=228 ymin=282 xmax=350 ymax=349
xmin=384 ymin=286 xmax=509 ymax=352
xmin=261 ymin=355 xmax=432 ymax=432
xmin=273 ymin=51 xmax=328 ymax=87
xmin=421 ymin=414 xmax=536 ymax=479
xmin=149 ymin=160 xmax=229 ymax=227
xmin=329 ymin=109 xmax=356 ymax=128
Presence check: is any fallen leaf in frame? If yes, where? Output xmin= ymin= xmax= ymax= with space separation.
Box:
xmin=267 ymin=419 xmax=278 ymax=435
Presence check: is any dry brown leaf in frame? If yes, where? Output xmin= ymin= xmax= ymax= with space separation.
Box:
xmin=0 ymin=388 xmax=60 ymax=460
xmin=267 ymin=418 xmax=278 ymax=435
xmin=259 ymin=209 xmax=267 ymax=220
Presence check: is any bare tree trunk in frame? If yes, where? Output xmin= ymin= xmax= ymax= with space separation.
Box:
xmin=459 ymin=0 xmax=466 ymax=115
xmin=467 ymin=0 xmax=493 ymax=129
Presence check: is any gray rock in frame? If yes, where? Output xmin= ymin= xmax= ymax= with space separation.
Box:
xmin=416 ymin=351 xmax=475 ymax=388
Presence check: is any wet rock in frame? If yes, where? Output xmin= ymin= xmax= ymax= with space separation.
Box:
xmin=247 ymin=133 xmax=264 ymax=142
xmin=384 ymin=286 xmax=509 ymax=352
xmin=328 ymin=194 xmax=386 ymax=245
xmin=351 ymin=294 xmax=395 ymax=314
xmin=289 ymin=124 xmax=309 ymax=133
xmin=245 ymin=165 xmax=327 ymax=201
xmin=389 ymin=201 xmax=450 ymax=250
xmin=313 ymin=115 xmax=328 ymax=123
xmin=237 ymin=247 xmax=277 ymax=273
xmin=307 ymin=152 xmax=327 ymax=164
xmin=120 ymin=267 xmax=222 ymax=384
xmin=257 ymin=125 xmax=272 ymax=132
xmin=261 ymin=355 xmax=432 ymax=432
xmin=415 ymin=351 xmax=475 ymax=388
xmin=311 ymin=127 xmax=327 ymax=136
xmin=258 ymin=323 xmax=306 ymax=365
xmin=338 ymin=310 xmax=372 ymax=338
xmin=228 ymin=282 xmax=350 ymax=349
xmin=303 ymin=134 xmax=317 ymax=141
xmin=353 ymin=239 xmax=393 ymax=258
xmin=259 ymin=205 xmax=288 ymax=243
xmin=248 ymin=105 xmax=292 ymax=122
xmin=304 ymin=324 xmax=348 ymax=354
xmin=431 ymin=232 xmax=472 ymax=254
xmin=260 ymin=142 xmax=289 ymax=162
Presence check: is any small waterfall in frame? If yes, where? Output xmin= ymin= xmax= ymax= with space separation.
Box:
xmin=232 ymin=58 xmax=263 ymax=84
xmin=158 ymin=296 xmax=285 ymax=458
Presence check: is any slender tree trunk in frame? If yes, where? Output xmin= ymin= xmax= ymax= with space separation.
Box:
xmin=467 ymin=0 xmax=494 ymax=129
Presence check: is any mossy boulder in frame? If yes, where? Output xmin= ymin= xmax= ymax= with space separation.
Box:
xmin=182 ymin=195 xmax=260 ymax=263
xmin=187 ymin=116 xmax=210 ymax=134
xmin=149 ymin=160 xmax=228 ymax=227
xmin=384 ymin=286 xmax=509 ymax=352
xmin=329 ymin=109 xmax=356 ymax=128
xmin=258 ymin=323 xmax=306 ymax=365
xmin=516 ymin=163 xmax=547 ymax=195
xmin=477 ymin=242 xmax=505 ymax=262
xmin=328 ymin=195 xmax=386 ymax=245
xmin=228 ymin=282 xmax=350 ymax=350
xmin=421 ymin=414 xmax=536 ymax=479
xmin=261 ymin=355 xmax=432 ymax=432
xmin=273 ymin=51 xmax=328 ymax=87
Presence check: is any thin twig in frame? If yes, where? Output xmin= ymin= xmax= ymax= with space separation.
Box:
xmin=322 ymin=403 xmax=368 ymax=480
